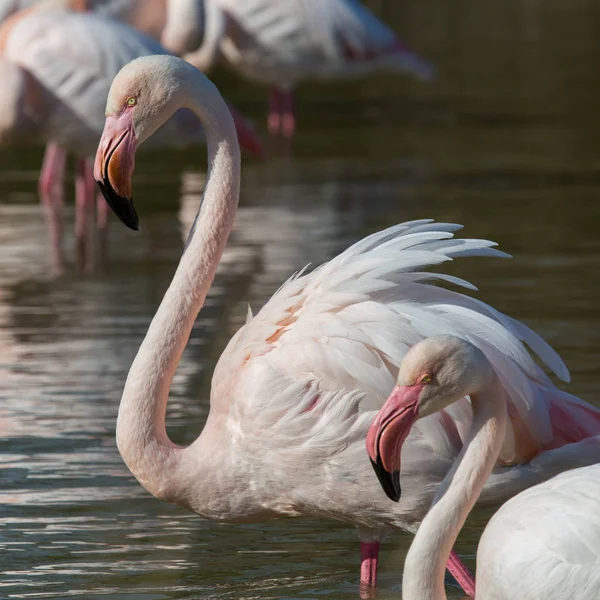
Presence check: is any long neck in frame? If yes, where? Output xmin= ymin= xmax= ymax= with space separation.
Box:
xmin=115 ymin=74 xmax=241 ymax=502
xmin=162 ymin=0 xmax=205 ymax=55
xmin=402 ymin=378 xmax=508 ymax=600
xmin=183 ymin=0 xmax=225 ymax=73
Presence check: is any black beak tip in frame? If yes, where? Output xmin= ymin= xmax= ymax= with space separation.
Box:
xmin=370 ymin=457 xmax=401 ymax=503
xmin=96 ymin=178 xmax=139 ymax=231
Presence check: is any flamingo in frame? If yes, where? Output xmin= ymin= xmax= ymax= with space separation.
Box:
xmin=92 ymin=54 xmax=600 ymax=593
xmin=184 ymin=0 xmax=434 ymax=137
xmin=0 ymin=7 xmax=261 ymax=263
xmin=366 ymin=336 xmax=600 ymax=598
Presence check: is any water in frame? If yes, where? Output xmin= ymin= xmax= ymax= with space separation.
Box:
xmin=2 ymin=1 xmax=600 ymax=598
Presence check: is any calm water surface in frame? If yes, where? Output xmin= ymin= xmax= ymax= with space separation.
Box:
xmin=2 ymin=1 xmax=600 ymax=598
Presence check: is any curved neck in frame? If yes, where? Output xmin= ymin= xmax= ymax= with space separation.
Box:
xmin=402 ymin=377 xmax=508 ymax=600
xmin=162 ymin=0 xmax=205 ymax=55
xmin=183 ymin=0 xmax=225 ymax=73
xmin=115 ymin=73 xmax=240 ymax=502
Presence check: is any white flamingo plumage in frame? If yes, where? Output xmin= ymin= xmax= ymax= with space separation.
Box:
xmin=476 ymin=464 xmax=600 ymax=599
xmin=367 ymin=336 xmax=600 ymax=599
xmin=185 ymin=0 xmax=434 ymax=136
xmin=0 ymin=8 xmax=261 ymax=257
xmin=92 ymin=55 xmax=600 ymax=592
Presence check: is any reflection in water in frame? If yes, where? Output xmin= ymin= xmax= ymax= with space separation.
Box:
xmin=2 ymin=1 xmax=600 ymax=598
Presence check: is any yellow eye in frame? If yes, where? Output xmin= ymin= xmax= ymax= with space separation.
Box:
xmin=126 ymin=97 xmax=137 ymax=106
xmin=419 ymin=373 xmax=432 ymax=384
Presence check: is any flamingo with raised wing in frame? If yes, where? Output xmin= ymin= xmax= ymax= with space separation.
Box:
xmin=185 ymin=0 xmax=434 ymax=136
xmin=93 ymin=55 xmax=600 ymax=593
xmin=367 ymin=336 xmax=600 ymax=598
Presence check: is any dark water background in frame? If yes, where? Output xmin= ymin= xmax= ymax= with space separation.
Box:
xmin=1 ymin=0 xmax=600 ymax=598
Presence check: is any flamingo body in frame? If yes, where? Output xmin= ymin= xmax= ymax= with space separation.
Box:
xmin=2 ymin=10 xmax=163 ymax=153
xmin=1 ymin=10 xmax=207 ymax=154
xmin=187 ymin=0 xmax=433 ymax=134
xmin=477 ymin=464 xmax=600 ymax=600
xmin=208 ymin=0 xmax=433 ymax=85
xmin=208 ymin=223 xmax=600 ymax=530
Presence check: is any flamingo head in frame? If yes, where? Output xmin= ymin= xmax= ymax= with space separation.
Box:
xmin=94 ymin=55 xmax=194 ymax=230
xmin=366 ymin=336 xmax=491 ymax=502
xmin=94 ymin=55 xmax=263 ymax=230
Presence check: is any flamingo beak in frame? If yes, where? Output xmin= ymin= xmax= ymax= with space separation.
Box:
xmin=366 ymin=385 xmax=421 ymax=502
xmin=94 ymin=111 xmax=139 ymax=230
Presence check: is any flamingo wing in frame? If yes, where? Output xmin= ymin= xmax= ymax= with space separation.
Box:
xmin=213 ymin=220 xmax=598 ymax=467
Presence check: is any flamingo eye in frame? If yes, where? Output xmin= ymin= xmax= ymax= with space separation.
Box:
xmin=126 ymin=97 xmax=137 ymax=107
xmin=418 ymin=373 xmax=432 ymax=384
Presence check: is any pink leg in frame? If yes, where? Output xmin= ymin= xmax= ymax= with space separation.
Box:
xmin=96 ymin=191 xmax=108 ymax=230
xmin=40 ymin=186 xmax=65 ymax=276
xmin=360 ymin=541 xmax=380 ymax=588
xmin=267 ymin=87 xmax=282 ymax=135
xmin=75 ymin=158 xmax=94 ymax=238
xmin=447 ymin=550 xmax=476 ymax=597
xmin=38 ymin=142 xmax=67 ymax=197
xmin=281 ymin=90 xmax=295 ymax=138
xmin=78 ymin=156 xmax=108 ymax=232
xmin=96 ymin=191 xmax=108 ymax=270
xmin=39 ymin=143 xmax=67 ymax=273
xmin=75 ymin=157 xmax=96 ymax=271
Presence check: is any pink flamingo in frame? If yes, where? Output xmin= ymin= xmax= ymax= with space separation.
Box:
xmin=92 ymin=55 xmax=600 ymax=593
xmin=367 ymin=336 xmax=600 ymax=598
xmin=0 ymin=7 xmax=262 ymax=264
xmin=185 ymin=0 xmax=434 ymax=136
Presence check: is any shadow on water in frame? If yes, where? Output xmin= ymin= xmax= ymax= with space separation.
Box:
xmin=1 ymin=0 xmax=600 ymax=598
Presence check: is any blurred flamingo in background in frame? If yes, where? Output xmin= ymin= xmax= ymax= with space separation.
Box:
xmin=0 ymin=0 xmax=206 ymax=55
xmin=367 ymin=336 xmax=600 ymax=598
xmin=0 ymin=6 xmax=262 ymax=268
xmin=3 ymin=0 xmax=434 ymax=138
xmin=91 ymin=55 xmax=600 ymax=594
xmin=184 ymin=0 xmax=434 ymax=136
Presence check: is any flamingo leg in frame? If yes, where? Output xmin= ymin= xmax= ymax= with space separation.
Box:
xmin=359 ymin=541 xmax=380 ymax=587
xmin=96 ymin=190 xmax=109 ymax=269
xmin=447 ymin=550 xmax=476 ymax=597
xmin=267 ymin=87 xmax=282 ymax=135
xmin=75 ymin=157 xmax=96 ymax=271
xmin=93 ymin=168 xmax=109 ymax=231
xmin=97 ymin=191 xmax=108 ymax=228
xmin=40 ymin=184 xmax=65 ymax=276
xmin=281 ymin=89 xmax=295 ymax=138
xmin=38 ymin=142 xmax=67 ymax=197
